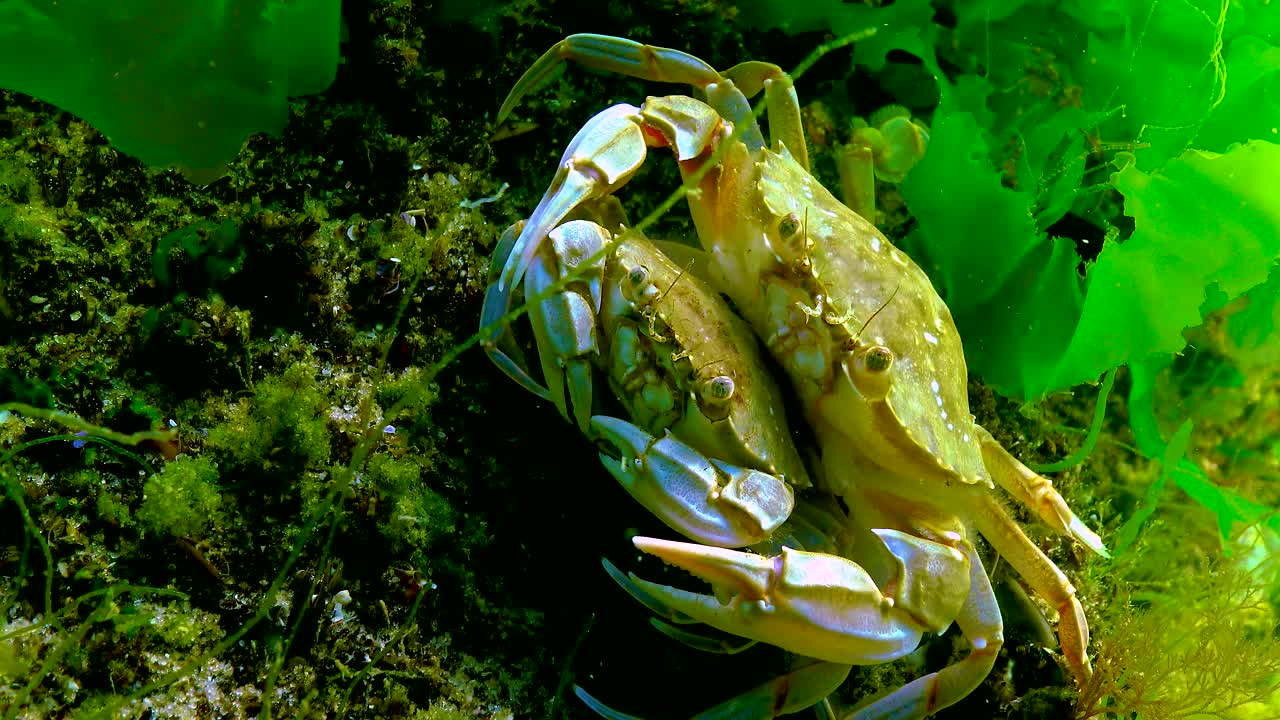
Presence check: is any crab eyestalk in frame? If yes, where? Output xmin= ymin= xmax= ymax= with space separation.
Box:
xmin=850 ymin=344 xmax=894 ymax=401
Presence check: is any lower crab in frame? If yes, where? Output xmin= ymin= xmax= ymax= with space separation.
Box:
xmin=481 ymin=33 xmax=1108 ymax=719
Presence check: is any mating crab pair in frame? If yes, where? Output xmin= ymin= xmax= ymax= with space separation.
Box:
xmin=480 ymin=33 xmax=1107 ymax=719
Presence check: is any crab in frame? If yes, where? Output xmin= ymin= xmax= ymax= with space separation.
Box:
xmin=483 ymin=202 xmax=812 ymax=549
xmin=480 ymin=33 xmax=1108 ymax=719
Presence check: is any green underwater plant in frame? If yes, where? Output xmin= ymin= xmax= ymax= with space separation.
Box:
xmin=0 ymin=0 xmax=341 ymax=180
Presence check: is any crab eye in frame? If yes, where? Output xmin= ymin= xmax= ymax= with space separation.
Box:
xmin=777 ymin=213 xmax=801 ymax=239
xmin=705 ymin=375 xmax=735 ymax=402
xmin=774 ymin=212 xmax=812 ymax=269
xmin=863 ymin=345 xmax=893 ymax=373
xmin=623 ymin=264 xmax=659 ymax=306
xmin=696 ymin=374 xmax=736 ymax=421
xmin=627 ymin=265 xmax=649 ymax=287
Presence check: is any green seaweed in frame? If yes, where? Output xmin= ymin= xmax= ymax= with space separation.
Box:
xmin=136 ymin=456 xmax=224 ymax=538
xmin=903 ymin=137 xmax=1280 ymax=398
xmin=0 ymin=0 xmax=341 ymax=180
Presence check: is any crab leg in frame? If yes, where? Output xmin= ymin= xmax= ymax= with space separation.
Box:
xmin=496 ymin=34 xmax=815 ymax=171
xmin=970 ymin=492 xmax=1093 ymax=684
xmin=602 ymin=533 xmax=1002 ymax=719
xmin=976 ymin=426 xmax=1109 ymax=557
xmin=624 ymin=538 xmax=929 ymax=665
xmin=480 ymin=221 xmax=556 ymax=403
xmin=847 ymin=540 xmax=1003 ymax=720
xmin=495 ymin=103 xmax=653 ymax=296
xmin=591 ymin=416 xmax=794 ymax=548
xmin=497 ymin=33 xmax=765 ymax=154
xmin=722 ymin=60 xmax=809 ymax=170
xmin=523 ymin=220 xmax=609 ymax=431
xmin=480 ymin=220 xmax=609 ymax=431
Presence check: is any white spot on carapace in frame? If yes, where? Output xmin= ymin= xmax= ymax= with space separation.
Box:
xmin=935 ymin=395 xmax=944 ymax=407
xmin=941 ymin=410 xmax=948 ymax=420
xmin=963 ymin=433 xmax=971 ymax=443
xmin=947 ymin=422 xmax=955 ymax=431
xmin=871 ymin=237 xmax=882 ymax=252
xmin=934 ymin=316 xmax=944 ymax=331
xmin=821 ymin=207 xmax=839 ymax=218
xmin=930 ymin=380 xmax=940 ymax=393
xmin=924 ymin=331 xmax=939 ymax=345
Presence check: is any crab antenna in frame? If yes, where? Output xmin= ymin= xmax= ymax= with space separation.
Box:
xmin=653 ymin=259 xmax=695 ymax=306
xmin=854 ymin=284 xmax=900 ymax=341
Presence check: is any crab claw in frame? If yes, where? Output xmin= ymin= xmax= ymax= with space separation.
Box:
xmin=524 ymin=221 xmax=610 ymax=432
xmin=591 ymin=416 xmax=793 ymax=548
xmin=497 ymin=103 xmax=648 ymax=296
xmin=627 ymin=537 xmax=925 ymax=665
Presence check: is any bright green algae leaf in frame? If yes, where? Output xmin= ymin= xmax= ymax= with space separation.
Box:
xmin=1059 ymin=141 xmax=1280 ymax=389
xmin=1229 ymin=265 xmax=1280 ymax=349
xmin=0 ymin=0 xmax=341 ymax=180
xmin=905 ymin=126 xmax=1280 ymax=398
xmin=1078 ymin=0 xmax=1280 ymax=169
xmin=1195 ymin=34 xmax=1280 ymax=152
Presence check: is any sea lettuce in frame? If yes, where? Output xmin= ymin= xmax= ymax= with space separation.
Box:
xmin=903 ymin=128 xmax=1280 ymax=398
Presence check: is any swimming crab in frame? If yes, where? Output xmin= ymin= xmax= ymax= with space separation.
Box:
xmin=480 ymin=33 xmax=1108 ymax=719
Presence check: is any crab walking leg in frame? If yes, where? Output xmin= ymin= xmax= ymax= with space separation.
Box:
xmin=495 ymin=35 xmax=816 ymax=173
xmin=497 ymin=34 xmax=765 ymax=153
xmin=722 ymin=61 xmax=809 ymax=171
xmin=976 ymin=426 xmax=1109 ymax=557
xmin=480 ymin=219 xmax=610 ymax=430
xmin=688 ymin=660 xmax=852 ymax=719
xmin=970 ymin=492 xmax=1093 ymax=684
xmin=479 ymin=222 xmax=559 ymax=403
xmin=576 ymin=661 xmax=852 ymax=720
xmin=591 ymin=416 xmax=794 ymax=548
xmin=846 ymin=541 xmax=1003 ymax=720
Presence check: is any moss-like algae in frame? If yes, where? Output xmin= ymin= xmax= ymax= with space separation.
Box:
xmin=136 ymin=456 xmax=224 ymax=538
